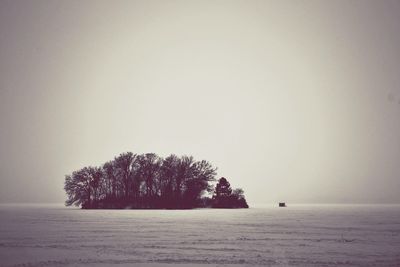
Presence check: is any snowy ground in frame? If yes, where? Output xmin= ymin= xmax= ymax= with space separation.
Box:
xmin=0 ymin=204 xmax=399 ymax=267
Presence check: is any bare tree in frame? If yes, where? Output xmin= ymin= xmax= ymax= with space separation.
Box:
xmin=64 ymin=152 xmax=247 ymax=209
xmin=114 ymin=152 xmax=136 ymax=199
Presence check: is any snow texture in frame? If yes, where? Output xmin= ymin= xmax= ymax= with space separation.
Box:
xmin=0 ymin=204 xmax=399 ymax=267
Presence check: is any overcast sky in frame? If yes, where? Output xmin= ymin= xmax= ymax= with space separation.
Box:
xmin=1 ymin=0 xmax=400 ymax=204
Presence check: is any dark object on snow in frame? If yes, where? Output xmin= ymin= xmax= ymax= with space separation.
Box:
xmin=279 ymin=202 xmax=286 ymax=207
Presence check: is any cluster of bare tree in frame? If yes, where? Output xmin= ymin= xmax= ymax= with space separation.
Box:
xmin=64 ymin=152 xmax=219 ymax=209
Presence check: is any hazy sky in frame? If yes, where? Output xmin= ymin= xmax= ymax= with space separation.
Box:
xmin=1 ymin=0 xmax=400 ymax=204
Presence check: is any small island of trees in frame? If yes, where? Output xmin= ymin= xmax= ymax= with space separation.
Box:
xmin=64 ymin=152 xmax=248 ymax=209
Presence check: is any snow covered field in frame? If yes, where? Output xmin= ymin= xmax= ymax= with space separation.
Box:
xmin=0 ymin=204 xmax=399 ymax=267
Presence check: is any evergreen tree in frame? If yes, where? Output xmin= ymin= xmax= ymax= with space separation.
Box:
xmin=212 ymin=177 xmax=249 ymax=208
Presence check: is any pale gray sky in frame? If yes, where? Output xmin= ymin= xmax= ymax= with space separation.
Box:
xmin=1 ymin=0 xmax=400 ymax=204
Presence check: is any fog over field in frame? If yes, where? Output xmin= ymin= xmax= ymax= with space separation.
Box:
xmin=1 ymin=1 xmax=400 ymax=266
xmin=1 ymin=0 xmax=400 ymax=205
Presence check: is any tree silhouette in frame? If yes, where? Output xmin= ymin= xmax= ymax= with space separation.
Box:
xmin=64 ymin=152 xmax=248 ymax=209
xmin=212 ymin=177 xmax=249 ymax=208
xmin=114 ymin=152 xmax=136 ymax=199
xmin=214 ymin=177 xmax=232 ymax=198
xmin=159 ymin=154 xmax=179 ymax=207
xmin=183 ymin=160 xmax=217 ymax=208
xmin=103 ymin=161 xmax=116 ymax=199
xmin=65 ymin=167 xmax=98 ymax=208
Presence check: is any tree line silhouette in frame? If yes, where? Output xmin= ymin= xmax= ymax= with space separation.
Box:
xmin=64 ymin=152 xmax=248 ymax=209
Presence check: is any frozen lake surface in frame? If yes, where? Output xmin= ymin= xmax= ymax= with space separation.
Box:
xmin=0 ymin=204 xmax=399 ymax=267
